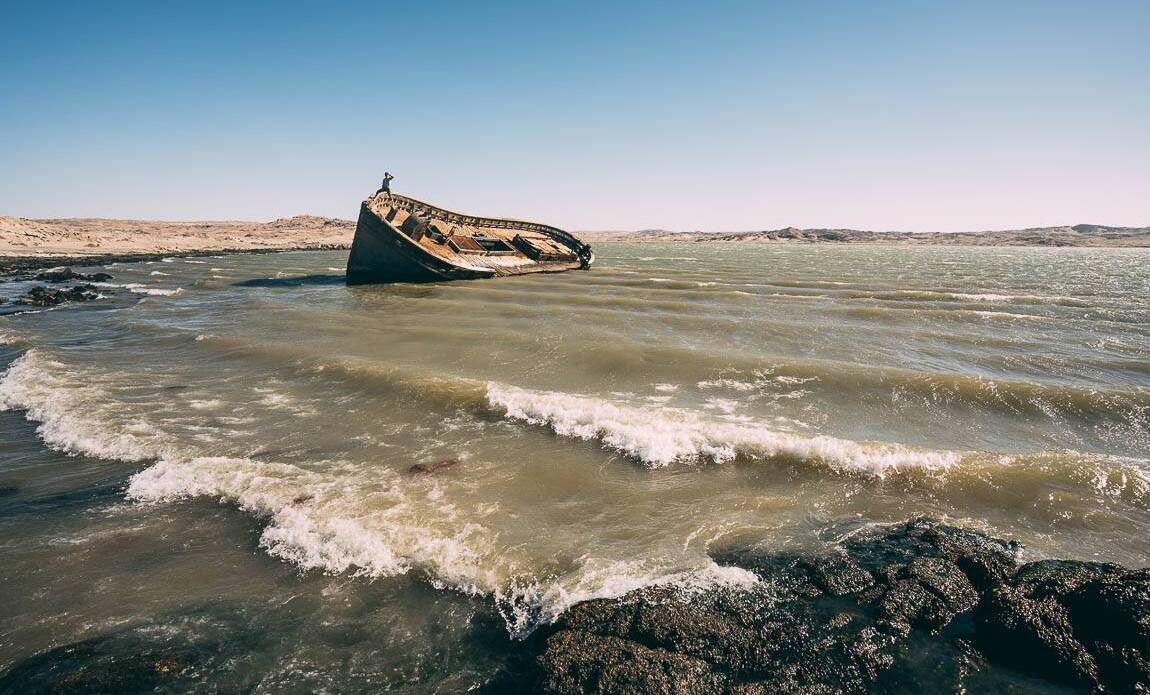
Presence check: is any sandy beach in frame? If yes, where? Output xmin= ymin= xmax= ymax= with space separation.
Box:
xmin=0 ymin=215 xmax=353 ymax=272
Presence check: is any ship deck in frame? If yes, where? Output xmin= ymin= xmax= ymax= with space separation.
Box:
xmin=363 ymin=193 xmax=587 ymax=277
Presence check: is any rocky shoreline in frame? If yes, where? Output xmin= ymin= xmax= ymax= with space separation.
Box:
xmin=496 ymin=518 xmax=1149 ymax=694
xmin=0 ymin=266 xmax=114 ymax=311
xmin=5 ymin=516 xmax=1144 ymax=692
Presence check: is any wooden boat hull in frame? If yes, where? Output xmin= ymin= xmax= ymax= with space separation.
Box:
xmin=346 ymin=194 xmax=593 ymax=285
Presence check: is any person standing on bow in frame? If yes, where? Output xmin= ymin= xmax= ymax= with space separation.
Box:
xmin=377 ymin=172 xmax=394 ymax=195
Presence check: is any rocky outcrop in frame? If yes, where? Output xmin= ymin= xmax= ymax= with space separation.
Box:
xmin=975 ymin=560 xmax=1150 ymax=690
xmin=14 ymin=284 xmax=100 ymax=307
xmin=525 ymin=519 xmax=1150 ymax=694
xmin=32 ymin=267 xmax=113 ymax=283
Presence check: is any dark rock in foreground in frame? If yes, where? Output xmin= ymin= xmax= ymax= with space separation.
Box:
xmin=0 ymin=612 xmax=268 ymax=694
xmin=526 ymin=518 xmax=1150 ymax=694
xmin=975 ymin=560 xmax=1150 ymax=691
xmin=15 ymin=284 xmax=100 ymax=307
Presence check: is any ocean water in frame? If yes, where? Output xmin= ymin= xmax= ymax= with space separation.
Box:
xmin=1 ymin=244 xmax=1148 ymax=689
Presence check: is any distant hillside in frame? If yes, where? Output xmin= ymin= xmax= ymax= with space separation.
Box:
xmin=580 ymin=224 xmax=1150 ymax=247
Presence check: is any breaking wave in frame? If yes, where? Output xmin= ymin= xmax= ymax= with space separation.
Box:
xmin=94 ymin=282 xmax=183 ymax=297
xmin=131 ymin=453 xmax=766 ymax=636
xmin=496 ymin=558 xmax=759 ymax=637
xmin=847 ymin=289 xmax=1092 ymax=306
xmin=486 ymin=382 xmax=960 ymax=475
xmin=0 ymin=350 xmax=173 ymax=461
xmin=0 ymin=349 xmax=763 ymax=635
xmin=126 ymin=456 xmax=498 ymax=593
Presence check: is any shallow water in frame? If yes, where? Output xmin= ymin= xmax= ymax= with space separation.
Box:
xmin=1 ymin=244 xmax=1148 ymax=689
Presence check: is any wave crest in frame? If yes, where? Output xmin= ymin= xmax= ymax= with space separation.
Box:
xmin=497 ymin=559 xmax=759 ymax=638
xmin=486 ymin=382 xmax=960 ymax=475
xmin=0 ymin=350 xmax=172 ymax=461
xmin=94 ymin=282 xmax=182 ymax=296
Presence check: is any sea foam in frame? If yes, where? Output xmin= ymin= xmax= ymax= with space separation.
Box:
xmin=0 ymin=354 xmax=507 ymax=603
xmin=94 ymin=282 xmax=183 ymax=297
xmin=0 ymin=350 xmax=171 ymax=461
xmin=0 ymin=351 xmax=769 ymax=634
xmin=129 ymin=456 xmax=503 ymax=597
xmin=497 ymin=558 xmax=759 ymax=637
xmin=5 ymin=346 xmax=1146 ymax=639
xmin=486 ymin=382 xmax=960 ymax=475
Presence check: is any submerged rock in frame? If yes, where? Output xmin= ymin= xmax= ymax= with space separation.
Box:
xmin=523 ymin=518 xmax=1150 ymax=694
xmin=0 ymin=613 xmax=267 ymax=694
xmin=409 ymin=459 xmax=459 ymax=474
xmin=16 ymin=284 xmax=100 ymax=307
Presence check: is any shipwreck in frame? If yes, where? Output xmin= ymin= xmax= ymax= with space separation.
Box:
xmin=346 ymin=192 xmax=594 ymax=284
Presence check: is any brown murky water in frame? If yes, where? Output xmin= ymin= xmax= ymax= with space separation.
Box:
xmin=2 ymin=243 xmax=1148 ymax=689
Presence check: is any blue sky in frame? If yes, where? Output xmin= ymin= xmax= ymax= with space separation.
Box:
xmin=2 ymin=1 xmax=1147 ymax=232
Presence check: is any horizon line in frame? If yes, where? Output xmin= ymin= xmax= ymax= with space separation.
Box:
xmin=3 ymin=211 xmax=1147 ymax=237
